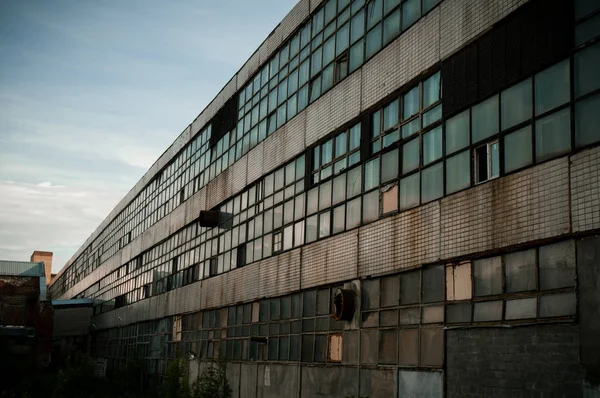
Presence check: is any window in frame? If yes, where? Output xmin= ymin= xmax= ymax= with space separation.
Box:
xmin=445 ymin=151 xmax=470 ymax=194
xmin=471 ymin=95 xmax=499 ymax=144
xmin=501 ymin=79 xmax=532 ymax=130
xmin=474 ymin=140 xmax=499 ymax=183
xmin=575 ymin=94 xmax=600 ymax=147
xmin=534 ymin=60 xmax=570 ymax=115
xmin=535 ymin=108 xmax=571 ymax=162
xmin=504 ymin=126 xmax=532 ymax=173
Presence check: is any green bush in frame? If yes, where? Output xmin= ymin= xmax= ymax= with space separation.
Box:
xmin=190 ymin=362 xmax=232 ymax=398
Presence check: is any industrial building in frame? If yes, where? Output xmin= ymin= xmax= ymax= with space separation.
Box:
xmin=49 ymin=0 xmax=600 ymax=396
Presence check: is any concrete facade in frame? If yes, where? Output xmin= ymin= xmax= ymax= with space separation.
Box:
xmin=49 ymin=0 xmax=600 ymax=396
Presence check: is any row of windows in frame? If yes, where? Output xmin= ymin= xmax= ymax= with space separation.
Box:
xmin=53 ymin=0 xmax=447 ymax=299
xmin=93 ymin=238 xmax=578 ymax=369
xmin=92 ymin=37 xmax=600 ymax=310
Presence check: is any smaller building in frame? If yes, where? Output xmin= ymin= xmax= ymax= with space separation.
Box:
xmin=31 ymin=250 xmax=54 ymax=286
xmin=51 ymin=298 xmax=94 ymax=366
xmin=0 ymin=260 xmax=54 ymax=369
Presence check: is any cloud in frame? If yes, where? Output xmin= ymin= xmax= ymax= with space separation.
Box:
xmin=0 ymin=180 xmax=124 ymax=272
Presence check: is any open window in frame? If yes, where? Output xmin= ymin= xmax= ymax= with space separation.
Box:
xmin=474 ymin=140 xmax=499 ymax=183
xmin=334 ymin=53 xmax=349 ymax=83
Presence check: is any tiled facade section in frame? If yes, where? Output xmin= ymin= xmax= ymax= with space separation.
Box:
xmin=184 ymin=187 xmax=207 ymax=225
xmin=301 ymin=231 xmax=359 ymax=289
xmin=360 ymin=8 xmax=440 ymax=111
xmin=231 ymin=155 xmax=249 ymax=196
xmin=439 ymin=0 xmax=528 ymax=60
xmin=206 ymin=166 xmax=234 ymax=210
xmin=246 ymin=141 xmax=265 ymax=186
xmin=571 ymin=147 xmax=600 ymax=232
xmin=358 ymin=202 xmax=440 ymax=278
xmin=258 ymin=248 xmax=302 ymax=298
xmin=441 ymin=157 xmax=571 ymax=259
xmin=306 ymin=71 xmax=362 ymax=147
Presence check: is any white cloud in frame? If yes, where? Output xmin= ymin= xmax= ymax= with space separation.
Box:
xmin=0 ymin=180 xmax=124 ymax=273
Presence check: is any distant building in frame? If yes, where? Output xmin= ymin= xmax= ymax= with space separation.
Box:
xmin=0 ymin=260 xmax=53 ymax=368
xmin=49 ymin=0 xmax=600 ymax=395
xmin=31 ymin=251 xmax=53 ymax=286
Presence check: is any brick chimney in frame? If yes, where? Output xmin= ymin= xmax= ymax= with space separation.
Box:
xmin=31 ymin=251 xmax=53 ymax=285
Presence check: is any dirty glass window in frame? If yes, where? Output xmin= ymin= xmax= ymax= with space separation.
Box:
xmin=505 ymin=298 xmax=537 ymax=320
xmin=471 ymin=95 xmax=499 ymax=144
xmin=505 ymin=249 xmax=537 ymax=293
xmin=422 ymin=265 xmax=444 ymax=303
xmin=445 ymin=110 xmax=470 ymax=154
xmin=538 ymin=240 xmax=576 ymax=290
xmin=400 ymin=270 xmax=420 ymax=304
xmin=535 ymin=60 xmax=570 ymax=115
xmin=504 ymin=126 xmax=532 ymax=173
xmin=474 ymin=300 xmax=503 ymax=322
xmin=575 ymin=93 xmax=600 ymax=148
xmin=501 ymin=79 xmax=532 ymax=130
xmin=445 ymin=150 xmax=470 ymax=194
xmin=473 ymin=256 xmax=503 ymax=296
xmin=535 ymin=108 xmax=571 ymax=162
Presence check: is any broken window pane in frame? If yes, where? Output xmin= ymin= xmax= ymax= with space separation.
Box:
xmin=539 ymin=240 xmax=576 ymax=290
xmin=422 ymin=265 xmax=444 ymax=303
xmin=422 ymin=305 xmax=444 ymax=323
xmin=360 ymin=330 xmax=378 ymax=364
xmin=400 ymin=270 xmax=420 ymax=304
xmin=362 ymin=310 xmax=379 ymax=328
xmin=446 ymin=302 xmax=472 ymax=323
xmin=333 ymin=173 xmax=346 ymax=205
xmin=398 ymin=329 xmax=419 ymax=365
xmin=400 ymin=307 xmax=421 ymax=325
xmin=420 ymin=327 xmax=443 ymax=366
xmin=446 ymin=262 xmax=472 ymax=301
xmin=474 ymin=300 xmax=503 ymax=322
xmin=505 ymin=249 xmax=537 ymax=293
xmin=505 ymin=298 xmax=537 ymax=320
xmin=382 ymin=184 xmax=398 ymax=214
xmin=473 ymin=256 xmax=503 ymax=296
xmin=539 ymin=293 xmax=576 ymax=318
xmin=379 ymin=330 xmax=397 ymax=364
xmin=380 ymin=275 xmax=399 ymax=307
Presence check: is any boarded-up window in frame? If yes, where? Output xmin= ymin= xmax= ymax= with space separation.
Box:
xmin=328 ymin=333 xmax=342 ymax=362
xmin=446 ymin=261 xmax=472 ymax=300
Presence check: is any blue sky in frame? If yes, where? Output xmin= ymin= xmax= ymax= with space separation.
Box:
xmin=0 ymin=0 xmax=296 ymax=272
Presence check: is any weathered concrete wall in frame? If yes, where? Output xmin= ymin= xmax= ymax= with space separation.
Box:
xmin=577 ymin=236 xmax=600 ymax=386
xmin=446 ymin=325 xmax=585 ymax=397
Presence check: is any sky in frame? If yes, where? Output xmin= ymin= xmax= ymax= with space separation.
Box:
xmin=0 ymin=0 xmax=296 ymax=273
